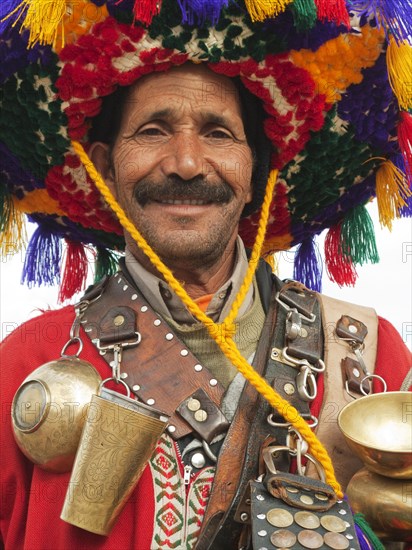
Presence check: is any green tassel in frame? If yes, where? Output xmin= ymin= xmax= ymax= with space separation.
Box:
xmin=291 ymin=0 xmax=318 ymax=31
xmin=94 ymin=247 xmax=120 ymax=283
xmin=354 ymin=513 xmax=385 ymax=550
xmin=341 ymin=205 xmax=379 ymax=265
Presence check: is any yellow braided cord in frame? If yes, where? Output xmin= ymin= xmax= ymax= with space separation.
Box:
xmin=223 ymin=169 xmax=277 ymax=330
xmin=72 ymin=140 xmax=343 ymax=497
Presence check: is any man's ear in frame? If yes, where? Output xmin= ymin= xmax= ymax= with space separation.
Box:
xmin=89 ymin=142 xmax=116 ymax=195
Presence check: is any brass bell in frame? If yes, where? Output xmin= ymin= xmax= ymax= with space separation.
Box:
xmin=11 ymin=357 xmax=101 ymax=473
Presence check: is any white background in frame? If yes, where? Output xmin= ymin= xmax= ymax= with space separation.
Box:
xmin=1 ymin=201 xmax=411 ymax=349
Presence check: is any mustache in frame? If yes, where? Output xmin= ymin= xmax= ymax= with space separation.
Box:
xmin=133 ymin=176 xmax=234 ymax=206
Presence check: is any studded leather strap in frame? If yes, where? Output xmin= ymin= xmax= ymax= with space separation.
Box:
xmin=81 ymin=271 xmax=225 ymax=439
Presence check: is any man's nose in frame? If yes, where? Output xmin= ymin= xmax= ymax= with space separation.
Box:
xmin=160 ymin=133 xmax=204 ymax=180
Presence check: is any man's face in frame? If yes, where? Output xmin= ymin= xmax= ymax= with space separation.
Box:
xmin=105 ymin=64 xmax=253 ymax=270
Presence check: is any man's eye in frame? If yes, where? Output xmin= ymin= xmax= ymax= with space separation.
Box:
xmin=137 ymin=127 xmax=165 ymax=136
xmin=207 ymin=130 xmax=231 ymax=139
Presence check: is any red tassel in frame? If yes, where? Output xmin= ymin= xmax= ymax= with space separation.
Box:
xmin=58 ymin=240 xmax=89 ymax=303
xmin=324 ymin=224 xmax=358 ymax=287
xmin=133 ymin=0 xmax=162 ymax=25
xmin=398 ymin=111 xmax=412 ymax=179
xmin=313 ymin=0 xmax=350 ymax=27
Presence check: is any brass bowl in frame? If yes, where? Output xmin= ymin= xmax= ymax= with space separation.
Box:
xmin=338 ymin=392 xmax=412 ymax=479
xmin=12 ymin=358 xmax=102 ymax=473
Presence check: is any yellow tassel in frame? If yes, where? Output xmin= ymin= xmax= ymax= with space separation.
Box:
xmin=0 ymin=199 xmax=27 ymax=258
xmin=244 ymin=0 xmax=293 ymax=22
xmin=386 ymin=37 xmax=412 ymax=111
xmin=18 ymin=0 xmax=67 ymax=47
xmin=376 ymin=159 xmax=412 ymax=230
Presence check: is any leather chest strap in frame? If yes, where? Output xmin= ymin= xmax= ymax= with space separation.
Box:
xmin=196 ymin=283 xmax=323 ymax=550
xmin=81 ymin=272 xmax=225 ymax=440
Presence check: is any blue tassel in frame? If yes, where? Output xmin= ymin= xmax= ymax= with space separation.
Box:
xmin=21 ymin=226 xmax=61 ymax=287
xmin=347 ymin=0 xmax=412 ymax=44
xmin=177 ymin=0 xmax=229 ymax=25
xmin=0 ymin=0 xmax=26 ymax=33
xmin=293 ymin=237 xmax=323 ymax=292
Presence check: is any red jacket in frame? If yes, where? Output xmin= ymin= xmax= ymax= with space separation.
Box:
xmin=1 ymin=305 xmax=410 ymax=549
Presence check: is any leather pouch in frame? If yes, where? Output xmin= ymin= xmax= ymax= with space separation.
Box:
xmin=250 ymin=477 xmax=360 ymax=549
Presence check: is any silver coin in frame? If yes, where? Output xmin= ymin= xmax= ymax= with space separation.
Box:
xmin=320 ymin=515 xmax=347 ymax=533
xmin=324 ymin=531 xmax=350 ymax=549
xmin=294 ymin=511 xmax=321 ymax=529
xmin=300 ymin=494 xmax=314 ymax=505
xmin=297 ymin=529 xmax=324 ymax=549
xmin=270 ymin=529 xmax=297 ymax=548
xmin=266 ymin=508 xmax=294 ymax=528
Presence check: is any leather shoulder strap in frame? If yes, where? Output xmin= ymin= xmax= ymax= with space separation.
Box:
xmin=308 ymin=293 xmax=378 ymax=490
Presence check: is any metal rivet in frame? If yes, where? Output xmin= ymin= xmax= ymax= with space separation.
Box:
xmin=348 ymin=324 xmax=358 ymax=333
xmin=240 ymin=512 xmax=249 ymax=522
xmin=120 ymin=372 xmax=128 ymax=379
xmin=339 ymin=509 xmax=347 ymax=515
xmin=180 ymin=349 xmax=189 ymax=357
xmin=353 ymin=368 xmax=360 ymax=378
xmin=270 ymin=348 xmax=279 ymax=360
xmin=283 ymin=382 xmax=295 ymax=395
xmin=113 ymin=315 xmax=125 ymax=326
xmin=154 ymin=319 xmax=161 ymax=326
xmin=131 ymin=294 xmax=138 ymax=300
xmin=346 ymin=534 xmax=354 ymax=540
xmin=256 ymin=494 xmax=265 ymax=501
xmin=194 ymin=409 xmax=208 ymax=422
xmin=257 ymin=513 xmax=265 ymax=520
xmin=147 ymin=398 xmax=155 ymax=406
xmin=300 ymin=327 xmax=308 ymax=338
xmin=191 ymin=452 xmax=206 ymax=469
xmin=167 ymin=425 xmax=176 ymax=433
xmin=85 ymin=327 xmax=92 ymax=333
xmin=123 ymin=285 xmax=128 ymax=291
xmin=218 ymin=292 xmax=225 ymax=300
xmin=187 ymin=398 xmax=201 ymax=412
xmin=165 ymin=333 xmax=174 ymax=340
xmin=25 ymin=402 xmax=31 ymax=408
xmin=194 ymin=364 xmax=203 ymax=372
xmin=141 ymin=306 xmax=148 ymax=312
xmin=117 ymin=278 xmax=122 ymax=284
xmin=132 ymin=384 xmax=141 ymax=391
xmin=209 ymin=379 xmax=217 ymax=386
xmin=257 ymin=530 xmax=267 ymax=537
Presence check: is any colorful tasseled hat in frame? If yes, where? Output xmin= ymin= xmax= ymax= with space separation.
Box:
xmin=1 ymin=0 xmax=411 ymax=300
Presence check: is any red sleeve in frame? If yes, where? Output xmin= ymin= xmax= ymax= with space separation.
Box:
xmin=375 ymin=316 xmax=412 ymax=392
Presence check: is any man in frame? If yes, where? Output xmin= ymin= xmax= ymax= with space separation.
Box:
xmin=0 ymin=1 xmax=411 ymax=548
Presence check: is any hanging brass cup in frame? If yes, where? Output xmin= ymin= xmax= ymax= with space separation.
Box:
xmin=61 ymin=387 xmax=169 ymax=535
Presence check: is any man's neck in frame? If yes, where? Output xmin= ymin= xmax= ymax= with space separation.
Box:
xmin=125 ymin=239 xmax=237 ymax=299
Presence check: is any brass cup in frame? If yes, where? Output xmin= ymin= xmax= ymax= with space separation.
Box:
xmin=347 ymin=467 xmax=412 ymax=542
xmin=338 ymin=391 xmax=412 ymax=479
xmin=61 ymin=388 xmax=169 ymax=535
xmin=11 ymin=358 xmax=102 ymax=472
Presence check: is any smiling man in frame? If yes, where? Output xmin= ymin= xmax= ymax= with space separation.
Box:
xmin=91 ymin=65 xmax=254 ymax=295
xmin=1 ymin=1 xmax=411 ymax=549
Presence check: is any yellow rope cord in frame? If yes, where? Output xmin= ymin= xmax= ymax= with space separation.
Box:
xmin=72 ymin=140 xmax=343 ymax=497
